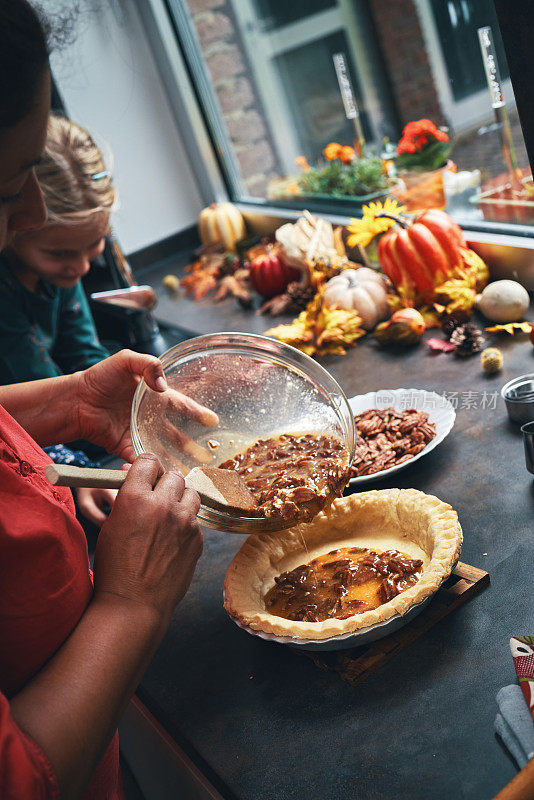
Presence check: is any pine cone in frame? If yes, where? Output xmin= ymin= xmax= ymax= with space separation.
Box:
xmin=286 ymin=281 xmax=316 ymax=310
xmin=450 ymin=323 xmax=485 ymax=357
xmin=219 ymin=254 xmax=241 ymax=277
xmin=259 ymin=282 xmax=316 ymax=316
xmin=441 ymin=310 xmax=470 ymax=338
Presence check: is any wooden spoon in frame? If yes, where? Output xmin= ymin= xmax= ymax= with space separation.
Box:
xmin=44 ymin=463 xmax=261 ymax=516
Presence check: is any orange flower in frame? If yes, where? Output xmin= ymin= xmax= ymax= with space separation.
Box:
xmin=285 ymin=181 xmax=300 ymax=195
xmin=339 ymin=146 xmax=355 ymax=164
xmin=397 ymin=119 xmax=449 ymax=155
xmin=323 ymin=142 xmax=342 ymax=161
xmin=295 ymin=155 xmax=310 ymax=171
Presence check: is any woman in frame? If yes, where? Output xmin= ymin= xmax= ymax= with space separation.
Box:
xmin=0 ymin=3 xmax=214 ymax=798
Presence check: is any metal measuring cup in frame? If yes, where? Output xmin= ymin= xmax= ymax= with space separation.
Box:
xmin=521 ymin=421 xmax=534 ymax=474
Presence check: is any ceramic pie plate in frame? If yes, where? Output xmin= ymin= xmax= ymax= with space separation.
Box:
xmin=224 ymin=489 xmax=462 ymax=651
xmin=227 ymin=593 xmax=434 ymax=651
xmin=348 ymin=388 xmax=456 ymax=485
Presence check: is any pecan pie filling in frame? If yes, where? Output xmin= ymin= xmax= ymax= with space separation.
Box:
xmin=218 ymin=433 xmax=350 ymax=522
xmin=264 ymin=546 xmax=423 ymax=622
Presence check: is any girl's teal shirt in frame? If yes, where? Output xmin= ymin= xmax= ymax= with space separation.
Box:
xmin=0 ymin=254 xmax=109 ymax=384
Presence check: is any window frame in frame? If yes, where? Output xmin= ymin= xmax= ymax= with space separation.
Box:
xmin=134 ymin=0 xmax=534 ymax=247
xmin=494 ymin=0 xmax=534 ymax=172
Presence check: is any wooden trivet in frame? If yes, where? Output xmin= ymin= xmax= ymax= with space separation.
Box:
xmin=293 ymin=561 xmax=489 ymax=687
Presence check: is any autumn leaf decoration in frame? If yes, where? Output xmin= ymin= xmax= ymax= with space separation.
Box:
xmin=485 ymin=322 xmax=532 ymax=335
xmin=427 ymin=338 xmax=456 ymax=353
xmin=265 ymin=287 xmax=365 ymax=357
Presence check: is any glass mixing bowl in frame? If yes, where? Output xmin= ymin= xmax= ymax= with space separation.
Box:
xmin=131 ymin=332 xmax=356 ymax=533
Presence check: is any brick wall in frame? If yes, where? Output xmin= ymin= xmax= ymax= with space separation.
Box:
xmin=188 ymin=0 xmax=281 ymax=197
xmin=369 ymin=0 xmax=446 ymax=128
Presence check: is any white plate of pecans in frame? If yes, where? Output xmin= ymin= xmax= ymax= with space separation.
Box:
xmin=347 ymin=388 xmax=456 ymax=485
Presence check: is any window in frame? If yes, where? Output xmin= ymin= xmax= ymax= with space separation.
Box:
xmin=162 ymin=0 xmax=532 ymax=235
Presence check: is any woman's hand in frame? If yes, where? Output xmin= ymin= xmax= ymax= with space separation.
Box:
xmin=92 ymin=454 xmax=203 ymax=627
xmin=76 ymin=487 xmax=117 ymax=527
xmin=73 ymin=350 xmax=218 ymax=462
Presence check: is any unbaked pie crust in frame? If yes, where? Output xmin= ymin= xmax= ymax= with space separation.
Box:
xmin=223 ymin=488 xmax=462 ymax=641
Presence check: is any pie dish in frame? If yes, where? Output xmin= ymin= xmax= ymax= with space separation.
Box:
xmin=223 ymin=488 xmax=462 ymax=641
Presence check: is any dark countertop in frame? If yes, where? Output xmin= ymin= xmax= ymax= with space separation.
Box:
xmin=134 ymin=254 xmax=534 ymax=799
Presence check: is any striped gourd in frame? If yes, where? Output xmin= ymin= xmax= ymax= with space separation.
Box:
xmin=198 ymin=202 xmax=246 ymax=252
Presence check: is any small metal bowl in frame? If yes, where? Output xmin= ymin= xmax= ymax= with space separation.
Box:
xmin=501 ymin=375 xmax=534 ymax=424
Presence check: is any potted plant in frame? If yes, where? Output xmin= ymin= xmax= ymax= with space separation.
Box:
xmin=268 ymin=142 xmax=394 ymax=206
xmin=389 ymin=119 xmax=456 ymax=212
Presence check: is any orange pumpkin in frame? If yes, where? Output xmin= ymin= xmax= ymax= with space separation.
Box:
xmin=378 ymin=209 xmax=466 ymax=300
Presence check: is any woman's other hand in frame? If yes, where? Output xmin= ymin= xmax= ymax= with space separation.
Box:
xmin=74 ymin=350 xmax=218 ymax=461
xmin=76 ymin=487 xmax=117 ymax=527
xmin=92 ymin=454 xmax=203 ymax=628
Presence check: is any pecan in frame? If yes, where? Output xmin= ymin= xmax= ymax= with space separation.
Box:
xmin=286 ymin=486 xmax=316 ymax=503
xmin=315 ymin=598 xmax=340 ymax=617
xmin=378 ymin=575 xmax=399 ymax=602
xmin=246 ymin=477 xmax=270 ymax=490
xmin=288 ymin=604 xmax=319 ymax=622
xmin=387 ymin=555 xmax=423 ymax=575
xmin=325 ymin=558 xmax=351 ymax=571
xmin=280 ymin=500 xmax=299 ymax=519
xmin=352 ymin=407 xmax=436 ymax=477
xmin=332 ymin=566 xmax=357 ymax=585
xmin=348 ymin=564 xmax=377 ymax=585
xmin=218 ymin=458 xmax=239 ymax=470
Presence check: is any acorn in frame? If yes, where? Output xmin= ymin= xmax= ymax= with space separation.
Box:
xmin=162 ymin=274 xmax=180 ymax=293
xmin=480 ymin=347 xmax=503 ymax=374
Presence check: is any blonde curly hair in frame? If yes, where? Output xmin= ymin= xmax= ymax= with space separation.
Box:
xmin=35 ymin=114 xmax=116 ymax=225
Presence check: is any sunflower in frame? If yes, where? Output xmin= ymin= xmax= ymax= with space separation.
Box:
xmin=346 ymin=198 xmax=407 ymax=248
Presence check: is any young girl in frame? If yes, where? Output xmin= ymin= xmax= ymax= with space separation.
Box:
xmin=0 ymin=113 xmax=113 ymax=383
xmin=0 ymin=114 xmax=118 ymax=524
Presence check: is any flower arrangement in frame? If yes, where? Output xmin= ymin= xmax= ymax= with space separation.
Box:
xmin=270 ymin=143 xmax=392 ymax=201
xmin=395 ymin=119 xmax=451 ymax=172
xmin=346 ymin=200 xmax=488 ymax=325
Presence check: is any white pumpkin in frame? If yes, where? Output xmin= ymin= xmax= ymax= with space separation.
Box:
xmin=198 ymin=202 xmax=246 ymax=252
xmin=475 ymin=279 xmax=530 ymax=323
xmin=323 ymin=268 xmax=391 ymax=330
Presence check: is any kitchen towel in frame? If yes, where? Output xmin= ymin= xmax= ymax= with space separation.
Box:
xmin=495 ymin=685 xmax=534 ymax=768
